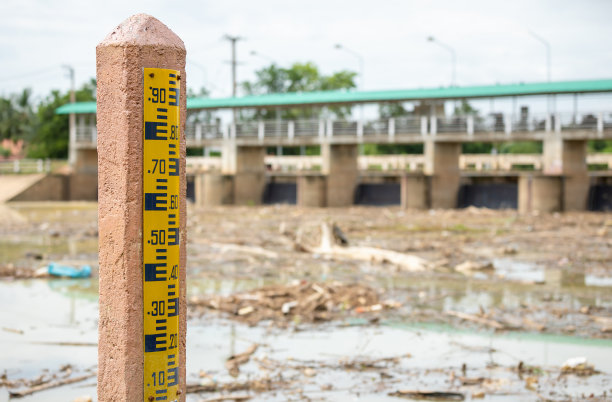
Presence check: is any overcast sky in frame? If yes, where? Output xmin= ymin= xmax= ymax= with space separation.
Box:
xmin=1 ymin=0 xmax=612 ymax=105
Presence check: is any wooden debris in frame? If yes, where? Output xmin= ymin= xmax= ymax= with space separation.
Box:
xmin=226 ymin=344 xmax=259 ymax=377
xmin=191 ymin=281 xmax=399 ymax=325
xmin=203 ymin=395 xmax=251 ymax=402
xmin=186 ymin=378 xmax=275 ymax=394
xmin=9 ymin=373 xmax=95 ymax=398
xmin=195 ymin=240 xmax=279 ymax=259
xmin=389 ymin=390 xmax=465 ymax=400
xmin=298 ymin=223 xmax=430 ymax=272
xmin=445 ymin=311 xmax=506 ymax=330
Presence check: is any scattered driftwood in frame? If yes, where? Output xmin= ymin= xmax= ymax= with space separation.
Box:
xmin=9 ymin=373 xmax=95 ymax=398
xmin=445 ymin=311 xmax=506 ymax=330
xmin=226 ymin=344 xmax=259 ymax=377
xmin=190 ymin=281 xmax=400 ymax=325
xmin=388 ymin=390 xmax=465 ymax=400
xmin=195 ymin=240 xmax=279 ymax=259
xmin=203 ymin=396 xmax=251 ymax=402
xmin=186 ymin=378 xmax=276 ymax=394
xmin=298 ymin=223 xmax=430 ymax=272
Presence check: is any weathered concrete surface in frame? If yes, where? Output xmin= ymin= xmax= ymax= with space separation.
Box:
xmin=69 ymin=173 xmax=98 ymax=200
xmin=223 ymin=145 xmax=266 ymax=205
xmin=196 ymin=173 xmax=234 ymax=206
xmin=322 ymin=143 xmax=358 ymax=207
xmin=401 ymin=174 xmax=428 ymax=209
xmin=297 ymin=174 xmax=326 ymax=207
xmin=75 ymin=149 xmax=98 ymax=174
xmin=425 ymin=141 xmax=461 ymax=209
xmin=96 ymin=14 xmax=186 ymax=401
xmin=561 ymin=140 xmax=589 ymax=211
xmin=543 ymin=137 xmax=589 ymax=210
xmin=4 ymin=174 xmax=96 ymax=202
xmin=1 ymin=174 xmax=48 ymax=202
xmin=518 ymin=175 xmax=562 ymax=213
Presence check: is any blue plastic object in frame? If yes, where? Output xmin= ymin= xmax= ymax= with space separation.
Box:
xmin=48 ymin=263 xmax=92 ymax=278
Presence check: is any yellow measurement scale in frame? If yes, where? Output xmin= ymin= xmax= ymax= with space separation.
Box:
xmin=143 ymin=67 xmax=180 ymax=402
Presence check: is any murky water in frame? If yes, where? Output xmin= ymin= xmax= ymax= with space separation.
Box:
xmin=1 ymin=203 xmax=612 ymax=400
xmin=1 ymin=277 xmax=612 ymax=401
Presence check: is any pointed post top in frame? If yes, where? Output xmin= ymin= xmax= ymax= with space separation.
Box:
xmin=99 ymin=13 xmax=185 ymax=50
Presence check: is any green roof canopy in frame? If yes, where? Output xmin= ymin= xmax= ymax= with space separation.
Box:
xmin=56 ymin=78 xmax=612 ymax=115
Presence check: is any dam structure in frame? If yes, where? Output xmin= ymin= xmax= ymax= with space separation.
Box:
xmin=55 ymin=78 xmax=612 ymax=211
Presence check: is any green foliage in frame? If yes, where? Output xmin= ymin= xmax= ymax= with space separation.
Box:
xmin=0 ymin=146 xmax=10 ymax=158
xmin=186 ymin=87 xmax=214 ymax=125
xmin=379 ymin=102 xmax=409 ymax=118
xmin=27 ymin=79 xmax=96 ymax=159
xmin=362 ymin=143 xmax=423 ymax=155
xmin=453 ymin=99 xmax=478 ymax=116
xmin=241 ymin=62 xmax=357 ymax=120
xmin=462 ymin=143 xmax=493 ymax=154
xmin=588 ymin=140 xmax=612 ymax=153
xmin=499 ymin=141 xmax=542 ymax=154
xmin=0 ymin=89 xmax=35 ymax=141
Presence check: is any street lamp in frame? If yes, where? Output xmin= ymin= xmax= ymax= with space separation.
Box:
xmin=528 ymin=30 xmax=551 ymax=82
xmin=427 ymin=36 xmax=456 ymax=86
xmin=334 ymin=43 xmax=364 ymax=90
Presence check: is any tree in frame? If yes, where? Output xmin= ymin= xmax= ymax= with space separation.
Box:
xmin=379 ymin=102 xmax=410 ymax=119
xmin=241 ymin=62 xmax=357 ymax=120
xmin=27 ymin=79 xmax=96 ymax=159
xmin=0 ymin=89 xmax=35 ymax=141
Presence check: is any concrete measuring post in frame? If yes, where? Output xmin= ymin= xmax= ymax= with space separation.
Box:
xmin=96 ymin=14 xmax=187 ymax=401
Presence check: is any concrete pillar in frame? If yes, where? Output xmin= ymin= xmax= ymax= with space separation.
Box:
xmin=424 ymin=140 xmax=461 ymax=209
xmin=195 ymin=173 xmax=234 ymax=206
xmin=223 ymin=143 xmax=266 ymax=205
xmin=518 ymin=175 xmax=562 ymax=213
xmin=543 ymin=137 xmax=589 ymax=210
xmin=297 ymin=174 xmax=327 ymax=207
xmin=401 ymin=174 xmax=428 ymax=209
xmin=96 ymin=14 xmax=186 ymax=401
xmin=322 ymin=143 xmax=358 ymax=207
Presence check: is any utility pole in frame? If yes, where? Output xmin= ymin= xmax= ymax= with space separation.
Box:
xmin=224 ymin=35 xmax=242 ymax=122
xmin=63 ymin=65 xmax=76 ymax=167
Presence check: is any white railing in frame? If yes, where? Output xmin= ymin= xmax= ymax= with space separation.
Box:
xmin=0 ymin=159 xmax=54 ymax=174
xmin=185 ymin=153 xmax=612 ymax=174
xmin=76 ymin=125 xmax=97 ymax=143
xmin=71 ymin=112 xmax=612 ymax=146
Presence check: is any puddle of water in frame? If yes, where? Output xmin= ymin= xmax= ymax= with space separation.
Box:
xmin=1 ymin=279 xmax=611 ymax=401
xmin=493 ymin=258 xmax=545 ymax=283
xmin=585 ymin=275 xmax=612 ymax=287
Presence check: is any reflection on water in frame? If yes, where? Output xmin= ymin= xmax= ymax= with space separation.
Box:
xmin=1 ymin=203 xmax=612 ymax=400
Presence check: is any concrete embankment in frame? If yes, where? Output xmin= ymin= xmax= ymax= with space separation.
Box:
xmin=0 ymin=173 xmax=97 ymax=202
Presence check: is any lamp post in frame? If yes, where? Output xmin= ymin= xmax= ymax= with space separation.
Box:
xmin=528 ymin=30 xmax=552 ymax=113
xmin=334 ymin=43 xmax=365 ymax=124
xmin=528 ymin=30 xmax=551 ymax=82
xmin=62 ymin=65 xmax=76 ymax=167
xmin=334 ymin=43 xmax=364 ymax=89
xmin=250 ymin=50 xmax=284 ymax=155
xmin=427 ymin=36 xmax=456 ymax=87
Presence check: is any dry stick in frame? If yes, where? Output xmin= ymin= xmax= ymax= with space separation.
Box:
xmin=203 ymin=396 xmax=251 ymax=402
xmin=301 ymin=223 xmax=430 ymax=272
xmin=195 ymin=240 xmax=279 ymax=259
xmin=9 ymin=373 xmax=95 ymax=398
xmin=226 ymin=344 xmax=259 ymax=376
xmin=445 ymin=311 xmax=506 ymax=330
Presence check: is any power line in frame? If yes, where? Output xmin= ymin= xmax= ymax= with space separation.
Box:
xmin=0 ymin=66 xmax=61 ymax=84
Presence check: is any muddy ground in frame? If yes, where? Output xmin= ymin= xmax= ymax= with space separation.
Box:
xmin=1 ymin=203 xmax=612 ymax=401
